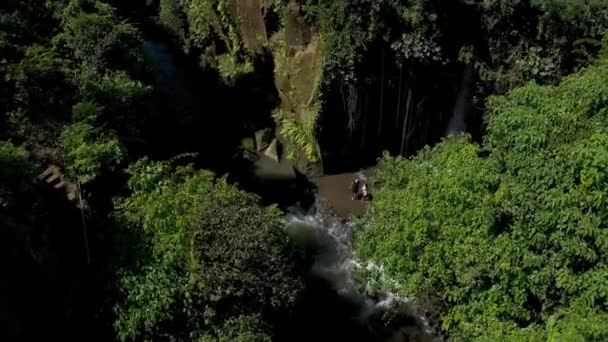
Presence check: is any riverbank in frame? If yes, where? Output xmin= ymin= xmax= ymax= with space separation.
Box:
xmin=312 ymin=168 xmax=376 ymax=219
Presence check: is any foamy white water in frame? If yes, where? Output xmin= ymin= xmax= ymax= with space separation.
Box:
xmin=285 ymin=197 xmax=441 ymax=341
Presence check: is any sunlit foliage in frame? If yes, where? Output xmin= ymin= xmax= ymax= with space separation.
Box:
xmin=357 ymin=60 xmax=608 ymax=340
xmin=113 ymin=159 xmax=303 ymax=341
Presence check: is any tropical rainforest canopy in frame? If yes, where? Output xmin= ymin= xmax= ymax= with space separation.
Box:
xmin=1 ymin=0 xmax=608 ymax=341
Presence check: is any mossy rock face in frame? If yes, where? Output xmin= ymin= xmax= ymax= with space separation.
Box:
xmin=226 ymin=0 xmax=325 ymax=174
xmin=283 ymin=1 xmax=313 ymax=51
xmin=167 ymin=0 xmax=325 ymax=174
xmin=263 ymin=138 xmax=280 ymax=162
xmin=255 ymin=128 xmax=274 ymax=151
xmin=232 ymin=0 xmax=268 ymax=53
xmin=270 ymin=2 xmax=324 ymax=174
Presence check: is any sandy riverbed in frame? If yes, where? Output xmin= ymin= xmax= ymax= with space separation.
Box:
xmin=312 ymin=168 xmax=376 ymax=219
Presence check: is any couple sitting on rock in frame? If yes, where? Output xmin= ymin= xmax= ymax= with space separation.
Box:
xmin=350 ymin=177 xmax=371 ymax=201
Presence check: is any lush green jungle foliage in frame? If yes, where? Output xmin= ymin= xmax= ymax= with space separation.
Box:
xmin=2 ymin=0 xmax=608 ymax=340
xmin=358 ymin=61 xmax=608 ymax=341
xmin=114 ymin=159 xmax=303 ymax=340
xmin=1 ymin=0 xmax=302 ymax=340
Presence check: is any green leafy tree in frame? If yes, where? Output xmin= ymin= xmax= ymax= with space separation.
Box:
xmin=9 ymin=45 xmax=73 ymax=128
xmin=158 ymin=0 xmax=253 ymax=81
xmin=2 ymin=0 xmax=146 ymax=147
xmin=471 ymin=0 xmax=608 ymax=92
xmin=50 ymin=0 xmax=140 ymax=68
xmin=62 ymin=11 xmax=139 ymax=70
xmin=159 ymin=0 xmax=188 ymax=45
xmin=0 ymin=141 xmax=33 ymax=190
xmin=114 ymin=159 xmax=303 ymax=341
xmin=74 ymin=69 xmax=152 ymax=138
xmin=357 ymin=59 xmax=608 ymax=340
xmin=546 ymin=302 xmax=608 ymax=342
xmin=60 ymin=122 xmax=124 ymax=184
xmin=0 ymin=0 xmax=183 ymax=339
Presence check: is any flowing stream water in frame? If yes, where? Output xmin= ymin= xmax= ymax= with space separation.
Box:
xmin=284 ymin=198 xmax=442 ymax=342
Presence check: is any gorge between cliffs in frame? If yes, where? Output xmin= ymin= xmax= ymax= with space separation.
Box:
xmin=3 ymin=0 xmax=607 ymax=340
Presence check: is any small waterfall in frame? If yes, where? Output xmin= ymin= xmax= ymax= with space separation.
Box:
xmin=285 ymin=198 xmax=441 ymax=342
xmin=447 ymin=63 xmax=474 ymax=135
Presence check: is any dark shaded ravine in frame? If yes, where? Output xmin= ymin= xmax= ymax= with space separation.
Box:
xmin=140 ymin=22 xmax=457 ymax=341
xmin=138 ymin=22 xmax=279 ymax=174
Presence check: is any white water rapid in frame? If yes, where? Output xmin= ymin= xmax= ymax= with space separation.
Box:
xmin=285 ymin=198 xmax=442 ymax=342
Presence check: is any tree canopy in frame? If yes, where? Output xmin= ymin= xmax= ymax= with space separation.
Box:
xmin=357 ymin=59 xmax=608 ymax=340
xmin=113 ymin=159 xmax=304 ymax=341
xmin=2 ymin=0 xmax=608 ymax=340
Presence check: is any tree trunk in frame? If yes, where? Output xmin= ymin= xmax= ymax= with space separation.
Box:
xmin=361 ymin=92 xmax=368 ymax=147
xmin=400 ymin=88 xmax=412 ymax=156
xmin=347 ymin=84 xmax=358 ymax=140
xmin=410 ymin=97 xmax=426 ymax=154
xmin=377 ymin=45 xmax=385 ymax=137
xmin=337 ymin=81 xmax=352 ymax=154
xmin=424 ymin=111 xmax=430 ymax=149
xmin=395 ymin=65 xmax=403 ymax=128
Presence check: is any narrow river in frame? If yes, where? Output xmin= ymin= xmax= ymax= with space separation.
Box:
xmin=283 ymin=197 xmax=441 ymax=342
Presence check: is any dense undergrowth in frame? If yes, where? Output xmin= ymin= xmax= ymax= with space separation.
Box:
xmin=358 ymin=60 xmax=608 ymax=341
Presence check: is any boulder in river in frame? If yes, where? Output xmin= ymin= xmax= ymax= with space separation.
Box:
xmin=264 ymin=138 xmax=281 ymax=162
xmin=255 ymin=128 xmax=274 ymax=152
